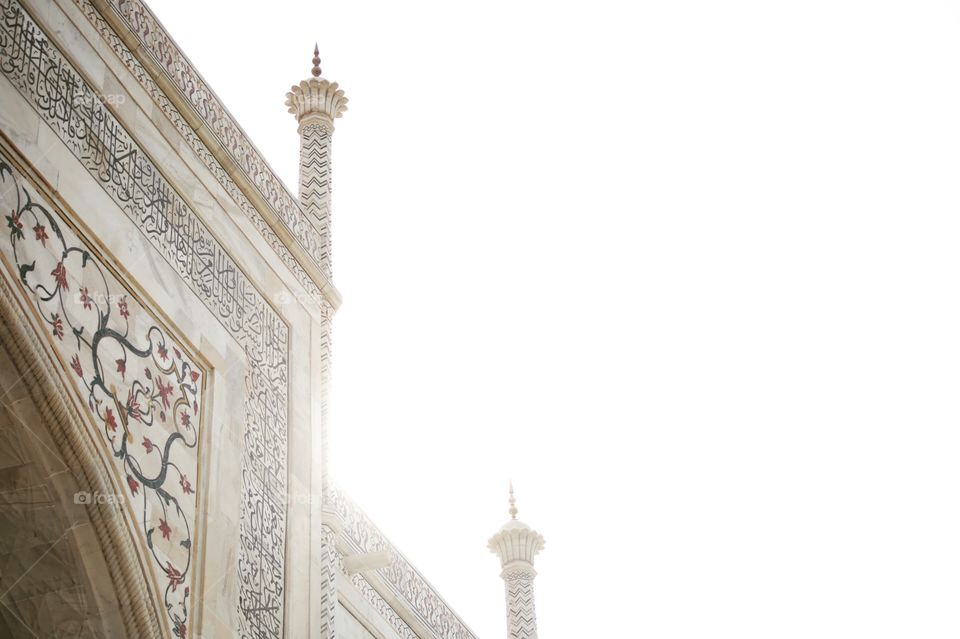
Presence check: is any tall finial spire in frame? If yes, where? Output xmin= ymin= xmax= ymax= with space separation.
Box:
xmin=489 ymin=484 xmax=545 ymax=639
xmin=311 ymin=44 xmax=322 ymax=78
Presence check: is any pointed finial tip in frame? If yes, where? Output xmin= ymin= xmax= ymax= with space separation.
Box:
xmin=508 ymin=481 xmax=518 ymax=520
xmin=311 ymin=43 xmax=322 ymax=78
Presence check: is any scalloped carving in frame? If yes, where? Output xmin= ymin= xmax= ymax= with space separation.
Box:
xmin=488 ymin=525 xmax=546 ymax=567
xmin=285 ymin=78 xmax=349 ymax=125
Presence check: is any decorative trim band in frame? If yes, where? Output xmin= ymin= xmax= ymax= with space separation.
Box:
xmin=75 ymin=0 xmax=338 ymax=309
xmin=327 ymin=485 xmax=479 ymax=639
xmin=95 ymin=0 xmax=339 ymax=303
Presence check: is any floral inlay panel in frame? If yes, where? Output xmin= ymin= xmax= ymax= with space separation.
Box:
xmin=0 ymin=157 xmax=204 ymax=636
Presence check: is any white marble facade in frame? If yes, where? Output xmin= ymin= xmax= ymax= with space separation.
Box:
xmin=0 ymin=0 xmax=479 ymax=637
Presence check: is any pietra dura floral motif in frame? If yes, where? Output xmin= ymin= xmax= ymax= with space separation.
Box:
xmin=0 ymin=2 xmax=290 ymax=636
xmin=0 ymin=157 xmax=203 ymax=638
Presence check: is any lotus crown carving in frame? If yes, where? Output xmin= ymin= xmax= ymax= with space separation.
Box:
xmin=285 ymin=77 xmax=349 ymax=123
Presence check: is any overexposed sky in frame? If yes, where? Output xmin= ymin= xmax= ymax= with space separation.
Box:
xmin=147 ymin=1 xmax=960 ymax=636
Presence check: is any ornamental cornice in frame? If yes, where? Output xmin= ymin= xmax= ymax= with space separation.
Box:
xmin=325 ymin=484 xmax=479 ymax=639
xmin=85 ymin=0 xmax=342 ymax=310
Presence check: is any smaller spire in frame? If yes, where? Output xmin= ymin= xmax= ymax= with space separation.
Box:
xmin=508 ymin=481 xmax=518 ymax=520
xmin=311 ymin=44 xmax=322 ymax=78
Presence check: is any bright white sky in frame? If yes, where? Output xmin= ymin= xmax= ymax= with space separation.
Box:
xmin=147 ymin=1 xmax=960 ymax=636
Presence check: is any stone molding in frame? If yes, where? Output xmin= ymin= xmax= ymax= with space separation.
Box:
xmin=84 ymin=0 xmax=341 ymax=309
xmin=339 ymin=554 xmax=420 ymax=639
xmin=326 ymin=485 xmax=479 ymax=639
xmin=75 ymin=0 xmax=334 ymax=311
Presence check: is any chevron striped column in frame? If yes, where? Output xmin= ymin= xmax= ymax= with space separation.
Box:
xmin=285 ymin=46 xmax=348 ymax=280
xmin=286 ymin=48 xmax=348 ymax=639
xmin=489 ymin=487 xmax=546 ymax=639
xmin=503 ymin=567 xmax=540 ymax=639
xmin=299 ymin=121 xmax=334 ymax=274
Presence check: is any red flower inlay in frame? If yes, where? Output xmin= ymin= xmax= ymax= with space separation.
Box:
xmin=142 ymin=437 xmax=155 ymax=453
xmin=104 ymin=407 xmax=118 ymax=432
xmin=80 ymin=286 xmax=92 ymax=310
xmin=116 ymin=358 xmax=126 ymax=379
xmin=7 ymin=210 xmax=23 ymax=239
xmin=165 ymin=562 xmax=183 ymax=591
xmin=158 ymin=517 xmax=172 ymax=540
xmin=157 ymin=378 xmax=174 ymax=410
xmin=179 ymin=474 xmax=194 ymax=495
xmin=118 ymin=295 xmax=130 ymax=319
xmin=127 ymin=474 xmax=140 ymax=496
xmin=157 ymin=344 xmax=169 ymax=361
xmin=180 ymin=411 xmax=191 ymax=428
xmin=190 ymin=370 xmax=200 ymax=383
xmin=174 ymin=620 xmax=187 ymax=639
xmin=125 ymin=388 xmax=142 ymax=422
xmin=51 ymin=261 xmax=68 ymax=291
xmin=51 ymin=313 xmax=63 ymax=340
xmin=33 ymin=223 xmax=48 ymax=246
xmin=69 ymin=354 xmax=82 ymax=377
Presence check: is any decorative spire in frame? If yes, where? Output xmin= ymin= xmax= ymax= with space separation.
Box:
xmin=311 ymin=44 xmax=322 ymax=78
xmin=489 ymin=484 xmax=545 ymax=639
xmin=285 ymin=45 xmax=348 ymax=127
